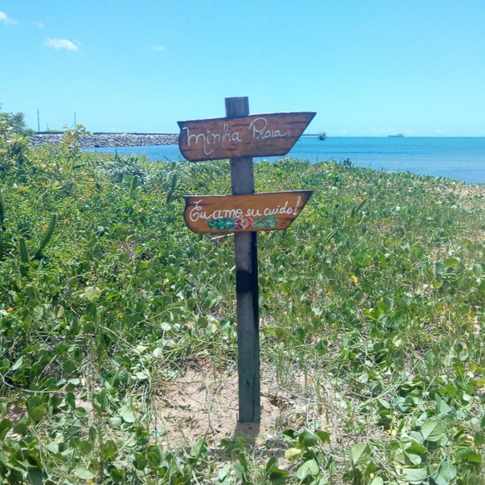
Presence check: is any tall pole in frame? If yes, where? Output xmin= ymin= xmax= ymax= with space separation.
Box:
xmin=37 ymin=109 xmax=40 ymax=132
xmin=225 ymin=97 xmax=260 ymax=423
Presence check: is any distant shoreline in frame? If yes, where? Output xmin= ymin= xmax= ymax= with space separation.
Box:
xmin=30 ymin=132 xmax=179 ymax=148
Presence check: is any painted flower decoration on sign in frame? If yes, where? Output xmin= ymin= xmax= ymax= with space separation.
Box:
xmin=206 ymin=214 xmax=277 ymax=231
xmin=207 ymin=218 xmax=236 ymax=231
xmin=236 ymin=217 xmax=254 ymax=230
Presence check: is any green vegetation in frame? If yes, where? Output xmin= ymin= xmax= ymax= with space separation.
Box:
xmin=1 ymin=113 xmax=485 ymax=484
xmin=0 ymin=110 xmax=33 ymax=169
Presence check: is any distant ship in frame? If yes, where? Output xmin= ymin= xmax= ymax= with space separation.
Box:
xmin=388 ymin=134 xmax=404 ymax=137
xmin=319 ymin=132 xmax=327 ymax=140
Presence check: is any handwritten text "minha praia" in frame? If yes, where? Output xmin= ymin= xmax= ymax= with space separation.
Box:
xmin=182 ymin=117 xmax=289 ymax=156
xmin=189 ymin=197 xmax=302 ymax=222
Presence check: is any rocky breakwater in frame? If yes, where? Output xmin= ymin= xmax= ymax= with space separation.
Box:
xmin=30 ymin=132 xmax=179 ymax=148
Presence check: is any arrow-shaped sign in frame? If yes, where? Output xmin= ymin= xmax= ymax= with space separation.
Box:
xmin=183 ymin=190 xmax=313 ymax=233
xmin=178 ymin=112 xmax=315 ymax=162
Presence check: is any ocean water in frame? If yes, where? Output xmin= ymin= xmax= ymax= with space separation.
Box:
xmin=86 ymin=137 xmax=485 ymax=185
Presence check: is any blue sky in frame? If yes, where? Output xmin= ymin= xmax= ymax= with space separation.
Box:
xmin=1 ymin=1 xmax=484 ymax=136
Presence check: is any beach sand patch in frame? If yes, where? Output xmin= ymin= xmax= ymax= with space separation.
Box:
xmin=150 ymin=359 xmax=337 ymax=452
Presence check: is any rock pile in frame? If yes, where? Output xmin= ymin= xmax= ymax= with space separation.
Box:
xmin=30 ymin=132 xmax=178 ymax=148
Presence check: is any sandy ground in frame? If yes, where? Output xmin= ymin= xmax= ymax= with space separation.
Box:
xmin=150 ymin=358 xmax=339 ymax=454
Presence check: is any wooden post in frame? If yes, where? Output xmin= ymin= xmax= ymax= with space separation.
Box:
xmin=226 ymin=97 xmax=260 ymax=423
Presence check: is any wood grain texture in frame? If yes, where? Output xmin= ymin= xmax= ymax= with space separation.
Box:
xmin=225 ymin=97 xmax=260 ymax=424
xmin=183 ymin=191 xmax=313 ymax=234
xmin=178 ymin=112 xmax=316 ymax=162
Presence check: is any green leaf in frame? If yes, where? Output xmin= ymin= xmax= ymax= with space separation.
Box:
xmin=404 ymin=452 xmax=422 ymax=466
xmin=218 ymin=465 xmax=235 ymax=485
xmin=153 ymin=347 xmax=163 ymax=358
xmin=104 ymin=440 xmax=117 ymax=459
xmin=299 ymin=429 xmax=318 ymax=447
xmin=474 ymin=431 xmax=485 ymax=447
xmin=88 ymin=426 xmax=98 ymax=443
xmin=74 ymin=466 xmax=95 ymax=480
xmin=119 ymin=406 xmax=135 ymax=423
xmin=11 ymin=356 xmax=23 ymax=371
xmin=44 ymin=442 xmax=59 ymax=454
xmin=296 ymin=459 xmax=319 ymax=480
xmin=109 ymin=468 xmax=124 ymax=483
xmin=29 ymin=405 xmax=46 ymax=422
xmin=466 ymin=452 xmax=482 ymax=463
xmin=74 ymin=407 xmax=88 ymax=418
xmin=266 ymin=457 xmax=290 ymax=484
xmin=78 ymin=440 xmax=92 ymax=455
xmin=444 ymin=257 xmax=459 ymax=268
xmin=190 ymin=437 xmax=207 ymax=458
xmin=135 ymin=371 xmax=149 ymax=380
xmin=284 ymin=447 xmax=302 ymax=461
xmin=233 ymin=462 xmax=246 ymax=481
xmin=269 ymin=469 xmax=290 ymax=485
xmin=401 ymin=467 xmax=428 ymax=483
xmin=133 ymin=452 xmax=146 ymax=470
xmin=27 ymin=467 xmax=44 ymax=485
xmin=370 ymin=478 xmax=384 ymax=485
xmin=0 ymin=418 xmax=12 ymax=440
xmin=315 ymin=430 xmax=330 ymax=443
xmin=147 ymin=445 xmax=164 ymax=466
xmin=350 ymin=442 xmax=371 ymax=467
xmin=283 ymin=429 xmax=298 ymax=439
xmin=435 ymin=395 xmax=452 ymax=415
xmin=393 ymin=452 xmax=407 ymax=466
xmin=13 ymin=419 xmax=27 ymax=435
xmin=65 ymin=392 xmax=76 ymax=409
xmin=377 ymin=300 xmax=388 ymax=314
xmin=406 ymin=443 xmax=427 ymax=455
xmin=84 ymin=286 xmax=101 ymax=302
xmin=55 ymin=305 xmax=65 ymax=318
xmin=421 ymin=419 xmax=445 ymax=441
xmin=433 ymin=462 xmax=457 ymax=485
xmin=266 ymin=456 xmax=278 ymax=472
xmin=62 ymin=359 xmax=76 ymax=374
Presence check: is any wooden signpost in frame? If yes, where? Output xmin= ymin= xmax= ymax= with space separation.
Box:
xmin=179 ymin=98 xmax=315 ymax=423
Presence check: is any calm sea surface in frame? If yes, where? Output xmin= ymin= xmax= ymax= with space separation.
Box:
xmin=86 ymin=137 xmax=485 ymax=185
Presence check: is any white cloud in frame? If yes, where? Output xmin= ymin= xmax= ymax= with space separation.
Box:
xmin=33 ymin=21 xmax=45 ymax=28
xmin=46 ymin=38 xmax=78 ymax=51
xmin=151 ymin=46 xmax=165 ymax=51
xmin=0 ymin=11 xmax=17 ymax=24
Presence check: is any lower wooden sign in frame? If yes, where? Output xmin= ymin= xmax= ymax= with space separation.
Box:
xmin=183 ymin=191 xmax=313 ymax=234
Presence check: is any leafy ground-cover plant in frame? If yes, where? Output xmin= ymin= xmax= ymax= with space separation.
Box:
xmin=1 ymin=121 xmax=485 ymax=483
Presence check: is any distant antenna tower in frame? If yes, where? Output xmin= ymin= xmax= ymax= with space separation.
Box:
xmin=37 ymin=109 xmax=40 ymax=132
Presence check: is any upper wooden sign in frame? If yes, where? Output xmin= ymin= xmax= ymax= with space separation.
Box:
xmin=183 ymin=190 xmax=313 ymax=234
xmin=178 ymin=112 xmax=316 ymax=162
